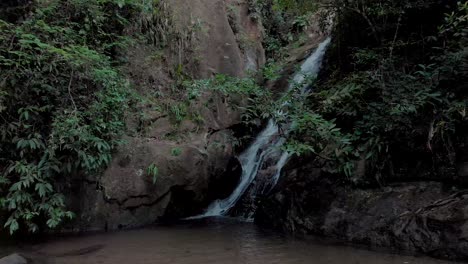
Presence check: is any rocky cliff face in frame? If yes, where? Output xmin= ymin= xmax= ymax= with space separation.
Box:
xmin=256 ymin=159 xmax=468 ymax=261
xmin=70 ymin=0 xmax=265 ymax=232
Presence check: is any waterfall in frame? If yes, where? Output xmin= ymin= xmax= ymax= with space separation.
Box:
xmin=194 ymin=37 xmax=331 ymax=218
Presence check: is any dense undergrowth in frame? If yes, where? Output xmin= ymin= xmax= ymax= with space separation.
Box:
xmin=280 ymin=0 xmax=467 ymax=185
xmin=0 ymin=0 xmax=162 ymax=234
xmin=248 ymin=0 xmax=321 ymax=58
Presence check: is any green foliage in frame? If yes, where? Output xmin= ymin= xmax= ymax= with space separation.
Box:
xmin=251 ymin=0 xmax=317 ymax=16
xmin=168 ymin=103 xmax=188 ymax=124
xmin=146 ymin=163 xmax=159 ymax=184
xmin=171 ymin=147 xmax=182 ymax=157
xmin=271 ymin=0 xmax=317 ymax=13
xmin=184 ymin=74 xmax=273 ymax=124
xmin=248 ymin=0 xmax=318 ymax=58
xmin=292 ymin=13 xmax=313 ymax=32
xmin=279 ymin=0 xmax=467 ymax=183
xmin=439 ymin=1 xmax=468 ymax=41
xmin=262 ymin=60 xmax=282 ymax=81
xmin=0 ymin=0 xmax=157 ymax=234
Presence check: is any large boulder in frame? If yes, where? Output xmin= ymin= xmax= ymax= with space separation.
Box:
xmin=256 ymin=161 xmax=468 ymax=262
xmin=72 ymin=129 xmax=241 ymax=231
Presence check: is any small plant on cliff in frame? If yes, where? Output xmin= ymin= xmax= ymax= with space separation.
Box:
xmin=262 ymin=60 xmax=282 ymax=81
xmin=168 ymin=103 xmax=188 ymax=124
xmin=147 ymin=163 xmax=159 ymax=184
xmin=171 ymin=147 xmax=182 ymax=157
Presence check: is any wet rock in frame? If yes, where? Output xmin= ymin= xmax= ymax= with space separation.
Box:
xmin=207 ymin=157 xmax=243 ymax=201
xmin=230 ymin=151 xmax=285 ymax=218
xmin=256 ymin=161 xmax=468 ymax=262
xmin=0 ymin=253 xmax=27 ymax=264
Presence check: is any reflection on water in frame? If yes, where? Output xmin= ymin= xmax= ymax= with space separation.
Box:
xmin=5 ymin=217 xmax=461 ymax=264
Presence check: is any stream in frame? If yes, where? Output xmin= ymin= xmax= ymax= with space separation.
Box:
xmin=198 ymin=37 xmax=332 ymax=219
xmin=5 ymin=218 xmax=461 ymax=264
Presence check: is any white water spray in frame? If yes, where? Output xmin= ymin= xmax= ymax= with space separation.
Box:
xmin=195 ymin=37 xmax=331 ymax=218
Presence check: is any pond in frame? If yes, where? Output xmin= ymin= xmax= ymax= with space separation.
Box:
xmin=4 ymin=217 xmax=462 ymax=264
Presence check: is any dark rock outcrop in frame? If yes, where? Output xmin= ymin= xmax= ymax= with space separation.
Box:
xmin=0 ymin=253 xmax=27 ymax=264
xmin=0 ymin=0 xmax=32 ymax=22
xmin=457 ymin=134 xmax=468 ymax=186
xmin=256 ymin=161 xmax=468 ymax=262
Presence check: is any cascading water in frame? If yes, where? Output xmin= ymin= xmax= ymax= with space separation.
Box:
xmin=196 ymin=37 xmax=331 ymax=218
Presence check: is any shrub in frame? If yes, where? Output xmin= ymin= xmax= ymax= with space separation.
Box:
xmin=0 ymin=0 xmax=155 ymax=234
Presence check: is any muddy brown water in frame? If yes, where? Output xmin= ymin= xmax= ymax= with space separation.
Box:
xmin=3 ymin=217 xmax=463 ymax=264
